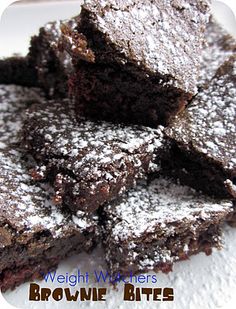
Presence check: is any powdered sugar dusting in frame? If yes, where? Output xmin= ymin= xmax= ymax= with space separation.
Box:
xmin=198 ymin=18 xmax=236 ymax=87
xmin=0 ymin=85 xmax=98 ymax=241
xmin=105 ymin=178 xmax=232 ymax=241
xmin=166 ymin=55 xmax=236 ymax=174
xmin=0 ymin=85 xmax=43 ymax=148
xmin=103 ymin=177 xmax=233 ymax=273
xmin=39 ymin=18 xmax=77 ymax=75
xmin=84 ymin=0 xmax=210 ymax=93
xmin=23 ymin=99 xmax=165 ymax=211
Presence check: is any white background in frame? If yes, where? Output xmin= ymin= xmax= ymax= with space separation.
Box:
xmin=0 ymin=1 xmax=236 ymax=309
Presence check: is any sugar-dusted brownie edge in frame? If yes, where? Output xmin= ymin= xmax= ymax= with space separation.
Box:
xmin=198 ymin=17 xmax=236 ymax=88
xmin=0 ymin=18 xmax=77 ymax=96
xmin=27 ymin=18 xmax=78 ymax=98
xmin=0 ymin=85 xmax=99 ymax=291
xmin=100 ymin=177 xmax=235 ymax=276
xmin=60 ymin=0 xmax=210 ymax=127
xmin=163 ymin=55 xmax=236 ymax=198
xmin=22 ymin=98 xmax=165 ymax=213
xmin=0 ymin=154 xmax=99 ymax=292
xmin=77 ymin=0 xmax=210 ymax=93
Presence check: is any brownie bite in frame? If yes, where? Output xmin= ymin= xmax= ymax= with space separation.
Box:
xmin=61 ymin=0 xmax=210 ymax=127
xmin=101 ymin=177 xmax=235 ymax=276
xmin=199 ymin=17 xmax=236 ymax=88
xmin=164 ymin=55 xmax=236 ymax=198
xmin=22 ymin=99 xmax=165 ymax=213
xmin=0 ymin=85 xmax=99 ymax=292
xmin=28 ymin=18 xmax=78 ymax=97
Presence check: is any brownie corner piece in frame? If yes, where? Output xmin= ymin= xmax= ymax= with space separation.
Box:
xmin=101 ymin=177 xmax=235 ymax=276
xmin=163 ymin=55 xmax=236 ymax=198
xmin=61 ymin=0 xmax=210 ymax=127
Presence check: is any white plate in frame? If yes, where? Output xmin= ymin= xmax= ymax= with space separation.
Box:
xmin=0 ymin=1 xmax=236 ymax=309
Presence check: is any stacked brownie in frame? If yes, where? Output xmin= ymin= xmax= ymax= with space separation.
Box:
xmin=21 ymin=95 xmax=236 ymax=277
xmin=60 ymin=0 xmax=211 ymax=127
xmin=0 ymin=0 xmax=236 ymax=290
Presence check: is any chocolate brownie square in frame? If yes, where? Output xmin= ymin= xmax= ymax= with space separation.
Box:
xmin=28 ymin=18 xmax=77 ymax=98
xmin=22 ymin=99 xmax=165 ymax=213
xmin=198 ymin=17 xmax=236 ymax=88
xmin=0 ymin=85 xmax=99 ymax=291
xmin=60 ymin=0 xmax=210 ymax=127
xmin=101 ymin=177 xmax=235 ymax=276
xmin=164 ymin=55 xmax=236 ymax=198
